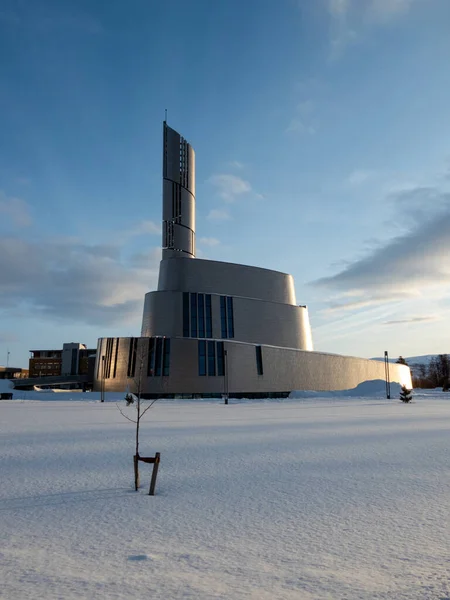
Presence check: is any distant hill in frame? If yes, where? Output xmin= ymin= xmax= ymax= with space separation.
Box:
xmin=372 ymin=354 xmax=443 ymax=365
xmin=372 ymin=354 xmax=448 ymax=379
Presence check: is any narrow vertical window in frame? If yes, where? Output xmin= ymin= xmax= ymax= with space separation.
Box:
xmin=127 ymin=338 xmax=134 ymax=377
xmin=207 ymin=341 xmax=216 ymax=376
xmin=147 ymin=338 xmax=155 ymax=376
xmin=205 ymin=294 xmax=212 ymax=337
xmin=198 ymin=294 xmax=205 ymax=338
xmin=190 ymin=293 xmax=198 ymax=337
xmin=227 ymin=297 xmax=234 ymax=338
xmin=256 ymin=346 xmax=263 ymax=375
xmin=154 ymin=338 xmax=163 ymax=376
xmin=183 ymin=292 xmax=190 ymax=337
xmin=113 ymin=338 xmax=119 ymax=378
xmin=217 ymin=342 xmax=224 ymax=376
xmin=198 ymin=340 xmax=206 ymax=376
xmin=220 ymin=296 xmax=227 ymax=339
xmin=162 ymin=338 xmax=171 ymax=376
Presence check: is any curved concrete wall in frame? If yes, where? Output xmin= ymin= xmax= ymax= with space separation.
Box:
xmin=157 ymin=257 xmax=298 ymax=305
xmin=141 ymin=290 xmax=313 ymax=350
xmin=94 ymin=337 xmax=412 ymax=396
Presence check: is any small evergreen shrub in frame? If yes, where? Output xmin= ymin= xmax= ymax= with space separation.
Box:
xmin=400 ymin=385 xmax=413 ymax=403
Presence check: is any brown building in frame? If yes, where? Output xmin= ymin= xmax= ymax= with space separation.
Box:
xmin=29 ymin=344 xmax=96 ymax=378
xmin=29 ymin=350 xmax=63 ymax=378
xmin=0 ymin=366 xmax=28 ymax=379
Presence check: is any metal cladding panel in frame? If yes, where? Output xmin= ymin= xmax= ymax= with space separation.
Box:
xmin=93 ymin=336 xmax=412 ymax=395
xmin=162 ymin=122 xmax=196 ymax=258
xmin=172 ymin=224 xmax=194 ymax=256
xmin=142 ymin=290 xmax=312 ymax=349
xmin=158 ymin=257 xmax=297 ymax=305
xmin=180 ymin=188 xmax=195 ymax=230
xmin=163 ymin=125 xmax=181 ymax=183
xmin=186 ymin=144 xmax=195 ymax=196
xmin=141 ymin=291 xmax=182 ymax=337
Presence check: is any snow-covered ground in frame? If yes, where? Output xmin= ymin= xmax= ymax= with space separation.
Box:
xmin=1 ymin=388 xmax=450 ymax=599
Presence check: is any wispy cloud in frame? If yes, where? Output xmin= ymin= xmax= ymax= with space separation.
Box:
xmin=198 ymin=237 xmax=220 ymax=247
xmin=346 ymin=169 xmax=375 ymax=186
xmin=383 ymin=315 xmax=440 ymax=326
xmin=327 ymin=0 xmax=418 ymax=59
xmin=286 ymin=100 xmax=317 ymax=135
xmin=208 ymin=174 xmax=253 ymax=202
xmin=313 ymin=185 xmax=450 ymax=310
xmin=207 ymin=209 xmax=231 ymax=221
xmin=228 ymin=161 xmax=244 ymax=170
xmin=125 ymin=220 xmax=161 ymax=237
xmin=0 ymin=235 xmax=160 ymax=326
xmin=0 ymin=192 xmax=32 ymax=227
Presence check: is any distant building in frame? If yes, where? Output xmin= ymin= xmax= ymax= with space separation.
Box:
xmin=93 ymin=122 xmax=412 ymax=398
xmin=0 ymin=366 xmax=28 ymax=380
xmin=29 ymin=343 xmax=96 ymax=378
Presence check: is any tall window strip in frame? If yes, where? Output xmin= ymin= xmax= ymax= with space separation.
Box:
xmin=190 ymin=292 xmax=198 ymax=337
xmin=154 ymin=338 xmax=163 ymax=376
xmin=198 ymin=341 xmax=225 ymax=377
xmin=205 ymin=295 xmax=212 ymax=337
xmin=105 ymin=338 xmax=113 ymax=378
xmin=220 ymin=296 xmax=228 ymax=339
xmin=183 ymin=292 xmax=213 ymax=338
xmin=256 ymin=346 xmax=264 ymax=375
xmin=217 ymin=342 xmax=225 ymax=376
xmin=162 ymin=338 xmax=171 ymax=376
xmin=226 ymin=297 xmax=234 ymax=338
xmin=183 ymin=292 xmax=190 ymax=337
xmin=127 ymin=338 xmax=137 ymax=378
xmin=198 ymin=340 xmax=206 ymax=376
xmin=147 ymin=338 xmax=155 ymax=376
xmin=207 ymin=341 xmax=216 ymax=376
xmin=96 ymin=340 xmax=102 ymax=379
xmin=198 ymin=294 xmax=205 ymax=338
xmin=113 ymin=338 xmax=119 ymax=378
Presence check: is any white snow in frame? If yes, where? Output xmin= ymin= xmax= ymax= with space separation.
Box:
xmin=2 ymin=391 xmax=450 ymax=599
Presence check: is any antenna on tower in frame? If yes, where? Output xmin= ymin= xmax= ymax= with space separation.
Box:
xmin=164 ymin=108 xmax=167 ymax=123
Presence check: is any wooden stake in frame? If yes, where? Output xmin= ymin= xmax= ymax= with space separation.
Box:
xmin=149 ymin=452 xmax=161 ymax=496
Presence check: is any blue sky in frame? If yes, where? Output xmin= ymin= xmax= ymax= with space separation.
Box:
xmin=1 ymin=0 xmax=450 ymax=367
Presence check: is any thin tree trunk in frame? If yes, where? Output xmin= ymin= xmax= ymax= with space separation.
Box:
xmin=134 ymin=399 xmax=140 ymax=491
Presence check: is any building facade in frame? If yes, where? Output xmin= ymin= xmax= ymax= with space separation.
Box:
xmin=29 ymin=343 xmax=96 ymax=379
xmin=94 ymin=122 xmax=412 ymax=397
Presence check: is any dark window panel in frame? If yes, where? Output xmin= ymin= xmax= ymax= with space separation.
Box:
xmin=190 ymin=293 xmax=198 ymax=337
xmin=227 ymin=297 xmax=234 ymax=338
xmin=205 ymin=294 xmax=212 ymax=337
xmin=220 ymin=296 xmax=227 ymax=338
xmin=155 ymin=338 xmax=163 ymax=376
xmin=163 ymin=338 xmax=171 ymax=376
xmin=198 ymin=294 xmax=205 ymax=338
xmin=147 ymin=338 xmax=155 ymax=376
xmin=208 ymin=341 xmax=216 ymax=376
xmin=183 ymin=292 xmax=190 ymax=337
xmin=256 ymin=346 xmax=263 ymax=375
xmin=198 ymin=340 xmax=206 ymax=376
xmin=155 ymin=338 xmax=162 ymax=377
xmin=217 ymin=342 xmax=224 ymax=376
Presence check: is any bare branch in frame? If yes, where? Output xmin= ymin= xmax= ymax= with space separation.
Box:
xmin=116 ymin=403 xmax=137 ymax=424
xmin=140 ymin=399 xmax=159 ymax=418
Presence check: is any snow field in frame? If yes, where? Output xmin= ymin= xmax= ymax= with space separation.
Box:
xmin=1 ymin=394 xmax=450 ymax=599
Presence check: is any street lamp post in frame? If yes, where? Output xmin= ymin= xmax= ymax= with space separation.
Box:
xmin=384 ymin=350 xmax=391 ymax=399
xmin=101 ymin=355 xmax=105 ymax=403
xmin=223 ymin=349 xmax=229 ymax=405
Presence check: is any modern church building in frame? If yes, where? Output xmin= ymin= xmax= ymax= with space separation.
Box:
xmin=94 ymin=123 xmax=411 ymax=398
